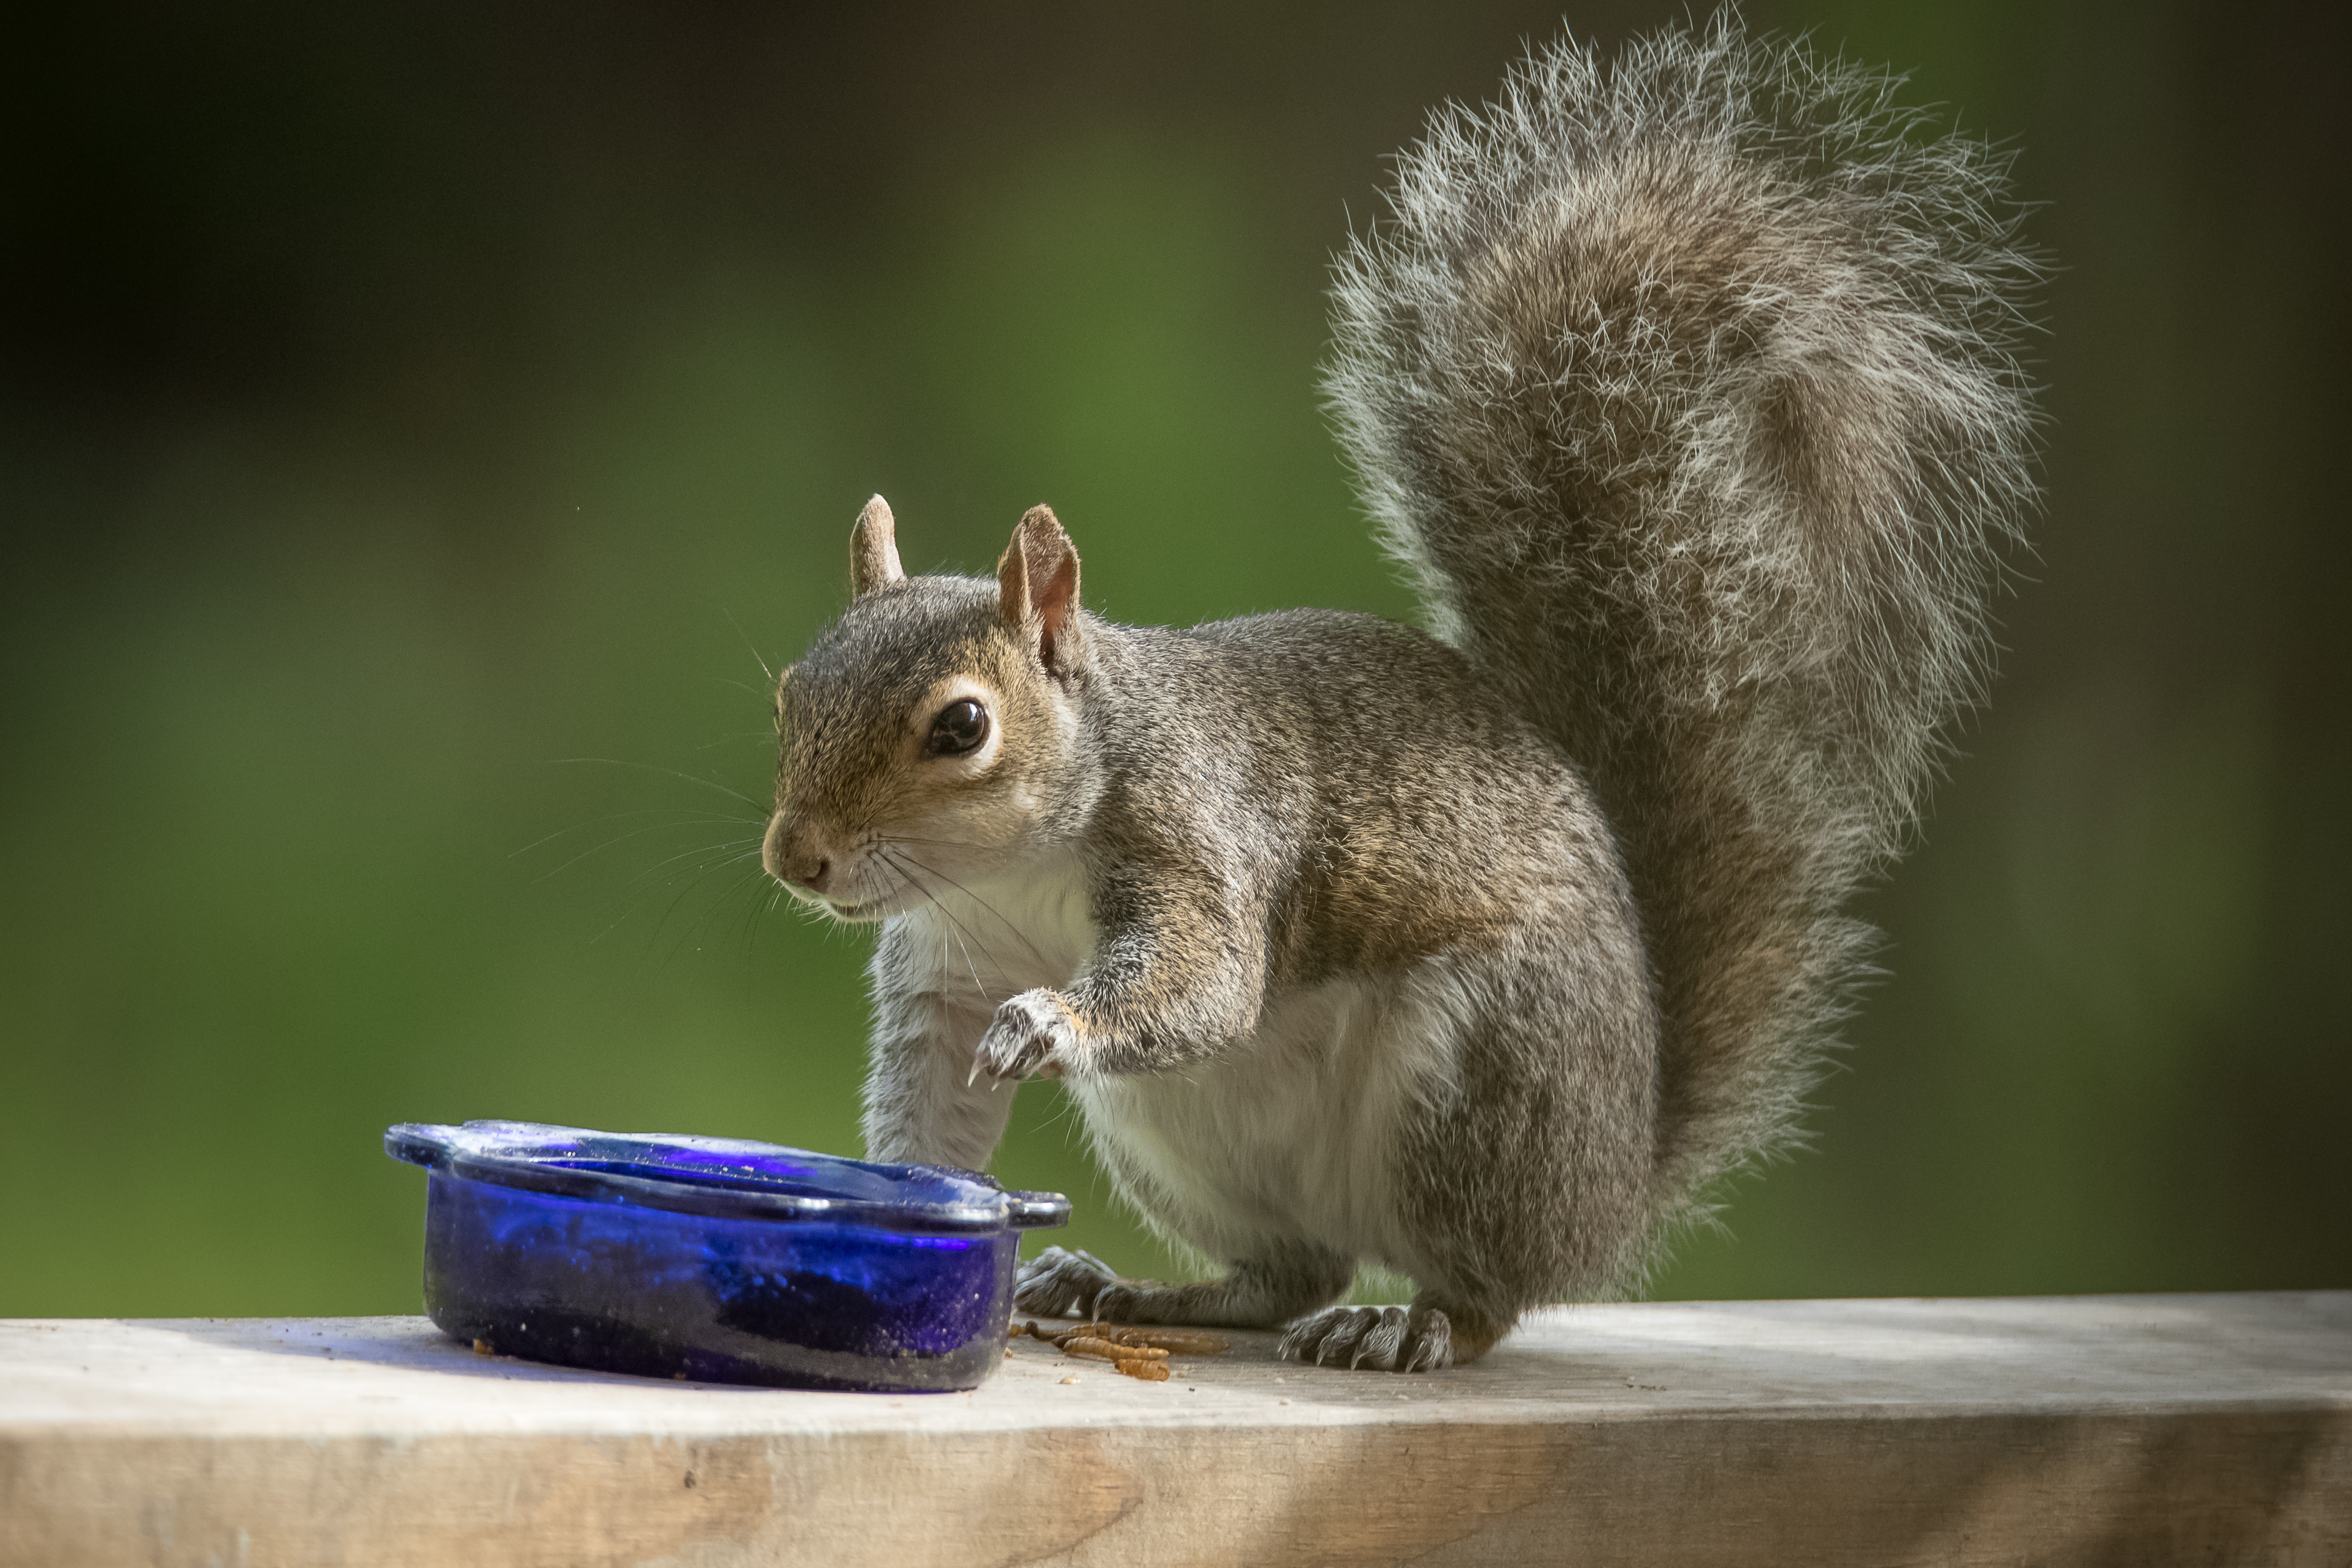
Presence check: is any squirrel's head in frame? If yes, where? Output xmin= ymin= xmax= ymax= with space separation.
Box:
xmin=762 ymin=495 xmax=1090 ymax=922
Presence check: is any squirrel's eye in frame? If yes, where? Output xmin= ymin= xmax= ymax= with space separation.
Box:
xmin=926 ymin=699 xmax=990 ymax=757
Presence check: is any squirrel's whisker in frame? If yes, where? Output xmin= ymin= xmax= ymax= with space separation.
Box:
xmin=624 ymin=840 xmax=763 ymax=888
xmin=723 ymin=606 xmax=777 ymax=685
xmin=695 ymin=729 xmax=782 ymax=752
xmin=547 ymin=757 xmax=767 ymax=814
xmin=877 ymin=834 xmax=1000 ymax=853
xmin=659 ymin=859 xmax=775 ymax=961
xmin=878 ymin=849 xmax=1002 ymax=1007
xmin=512 ymin=807 xmax=762 ymax=861
xmin=545 ymin=827 xmax=758 ymax=887
xmin=878 ymin=845 xmax=1056 ymax=978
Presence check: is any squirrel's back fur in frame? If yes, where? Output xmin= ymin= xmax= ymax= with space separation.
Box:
xmin=1324 ymin=14 xmax=2040 ymax=1226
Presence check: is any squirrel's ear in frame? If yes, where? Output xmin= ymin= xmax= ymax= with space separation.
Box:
xmin=996 ymin=504 xmax=1083 ymax=676
xmin=850 ymin=495 xmax=905 ymax=597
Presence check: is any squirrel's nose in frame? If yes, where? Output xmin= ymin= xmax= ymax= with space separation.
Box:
xmin=761 ymin=814 xmax=831 ymax=892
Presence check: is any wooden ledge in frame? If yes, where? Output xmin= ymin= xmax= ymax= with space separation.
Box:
xmin=4 ymin=1293 xmax=2347 ymax=1566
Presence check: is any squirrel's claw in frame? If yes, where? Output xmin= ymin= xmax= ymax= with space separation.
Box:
xmin=971 ymin=988 xmax=1081 ymax=1083
xmin=1279 ymin=1304 xmax=1454 ymax=1373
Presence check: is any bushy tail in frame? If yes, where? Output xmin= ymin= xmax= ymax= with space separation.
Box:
xmin=1326 ymin=13 xmax=2040 ymax=1229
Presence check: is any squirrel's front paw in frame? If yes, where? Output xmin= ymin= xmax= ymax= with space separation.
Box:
xmin=1014 ymin=1246 xmax=1120 ymax=1317
xmin=971 ymin=989 xmax=1082 ymax=1084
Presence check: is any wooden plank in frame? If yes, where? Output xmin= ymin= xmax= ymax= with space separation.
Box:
xmin=3 ymin=1294 xmax=2346 ymax=1567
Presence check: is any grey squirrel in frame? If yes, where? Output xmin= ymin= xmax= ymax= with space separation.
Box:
xmin=761 ymin=13 xmax=2038 ymax=1371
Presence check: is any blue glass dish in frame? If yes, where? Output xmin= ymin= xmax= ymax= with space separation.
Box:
xmin=385 ymin=1120 xmax=1069 ymax=1392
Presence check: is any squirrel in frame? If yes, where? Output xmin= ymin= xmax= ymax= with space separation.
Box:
xmin=760 ymin=13 xmax=2038 ymax=1372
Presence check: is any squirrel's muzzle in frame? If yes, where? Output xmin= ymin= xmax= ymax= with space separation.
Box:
xmin=761 ymin=812 xmax=830 ymax=893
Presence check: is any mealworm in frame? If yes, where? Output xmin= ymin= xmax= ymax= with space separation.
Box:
xmin=1042 ymin=1321 xmax=1228 ymax=1356
xmin=1110 ymin=1327 xmax=1228 ymax=1356
xmin=1063 ymin=1335 xmax=1169 ymax=1363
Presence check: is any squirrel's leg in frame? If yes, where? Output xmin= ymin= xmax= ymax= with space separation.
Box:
xmin=1014 ymin=1239 xmax=1352 ymax=1330
xmin=859 ymin=927 xmax=1021 ymax=1170
xmin=860 ymin=990 xmax=1015 ymax=1170
xmin=971 ymin=870 xmax=1269 ymax=1082
xmin=1282 ymin=924 xmax=1660 ymax=1373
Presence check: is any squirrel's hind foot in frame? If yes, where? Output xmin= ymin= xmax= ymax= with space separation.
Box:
xmin=1280 ymin=1296 xmax=1508 ymax=1372
xmin=1280 ymin=1304 xmax=1452 ymax=1372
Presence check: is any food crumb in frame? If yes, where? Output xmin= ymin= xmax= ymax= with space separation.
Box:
xmin=1058 ymin=1375 xmax=1079 ymax=1385
xmin=472 ymin=1339 xmax=493 ymax=1357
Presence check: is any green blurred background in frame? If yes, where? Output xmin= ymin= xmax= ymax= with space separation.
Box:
xmin=3 ymin=0 xmax=2345 ymax=1318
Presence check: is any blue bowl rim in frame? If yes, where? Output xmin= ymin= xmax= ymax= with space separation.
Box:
xmin=386 ymin=1120 xmax=1070 ymax=1235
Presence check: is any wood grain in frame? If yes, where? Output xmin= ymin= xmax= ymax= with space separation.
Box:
xmin=4 ymin=1294 xmax=2346 ymax=1567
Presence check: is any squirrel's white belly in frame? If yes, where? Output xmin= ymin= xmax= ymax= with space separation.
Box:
xmin=893 ymin=847 xmax=1465 ymax=1277
xmin=1069 ymin=969 xmax=1466 ymax=1277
